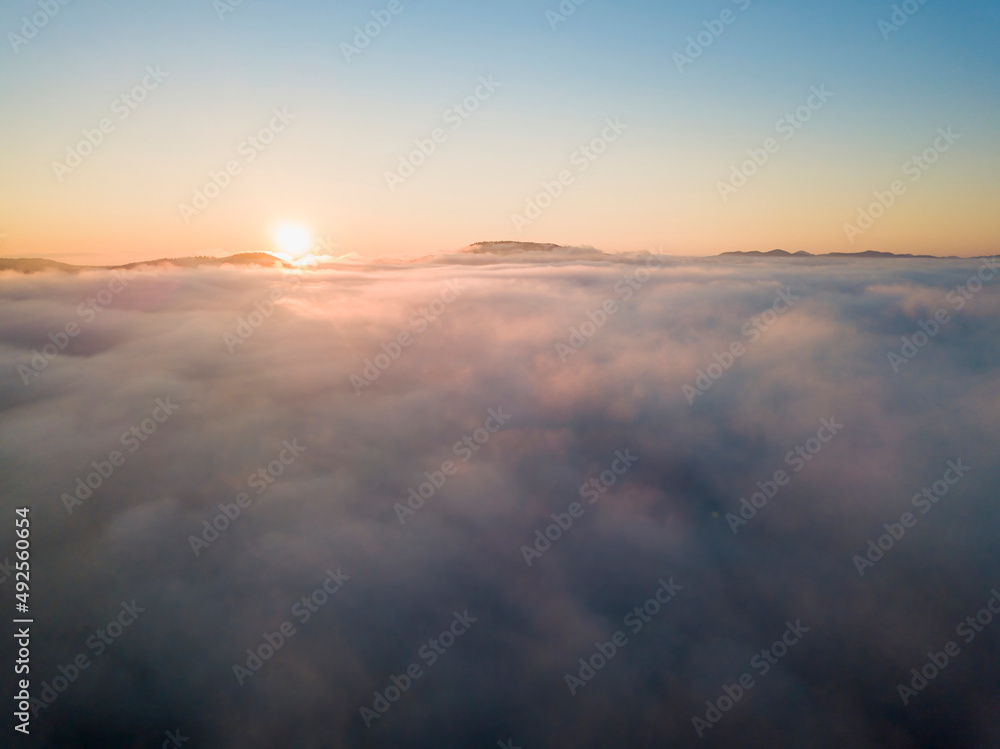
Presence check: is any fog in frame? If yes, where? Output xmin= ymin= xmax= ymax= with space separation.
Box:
xmin=1 ymin=252 xmax=998 ymax=748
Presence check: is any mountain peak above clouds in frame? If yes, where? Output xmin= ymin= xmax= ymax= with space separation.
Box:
xmin=2 ymin=245 xmax=988 ymax=274
xmin=461 ymin=241 xmax=571 ymax=255
xmin=719 ymin=249 xmax=963 ymax=259
xmin=0 ymin=252 xmax=291 ymax=274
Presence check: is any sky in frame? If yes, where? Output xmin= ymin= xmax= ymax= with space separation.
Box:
xmin=0 ymin=0 xmax=998 ymax=262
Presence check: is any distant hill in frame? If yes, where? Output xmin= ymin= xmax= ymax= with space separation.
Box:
xmin=720 ymin=249 xmax=812 ymax=257
xmin=464 ymin=243 xmax=968 ymax=260
xmin=2 ymin=246 xmax=988 ymax=274
xmin=462 ymin=241 xmax=576 ymax=255
xmin=115 ymin=252 xmax=292 ymax=270
xmin=720 ymin=249 xmax=960 ymax=259
xmin=0 ymin=258 xmax=83 ymax=273
xmin=0 ymin=252 xmax=291 ymax=274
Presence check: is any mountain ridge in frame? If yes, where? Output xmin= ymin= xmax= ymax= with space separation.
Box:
xmin=1 ymin=245 xmax=992 ymax=274
xmin=0 ymin=252 xmax=292 ymax=274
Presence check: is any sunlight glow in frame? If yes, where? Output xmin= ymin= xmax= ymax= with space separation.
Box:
xmin=273 ymin=224 xmax=313 ymax=256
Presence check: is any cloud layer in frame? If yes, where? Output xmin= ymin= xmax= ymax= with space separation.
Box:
xmin=1 ymin=254 xmax=999 ymax=748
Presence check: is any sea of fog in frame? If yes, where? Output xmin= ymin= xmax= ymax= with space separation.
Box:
xmin=1 ymin=252 xmax=998 ymax=748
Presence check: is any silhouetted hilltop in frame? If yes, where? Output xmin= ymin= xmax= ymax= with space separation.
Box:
xmin=720 ymin=249 xmax=960 ymax=259
xmin=462 ymin=241 xmax=571 ymax=255
xmin=0 ymin=252 xmax=290 ymax=274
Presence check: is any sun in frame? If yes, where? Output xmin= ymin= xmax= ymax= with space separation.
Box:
xmin=272 ymin=223 xmax=313 ymax=257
